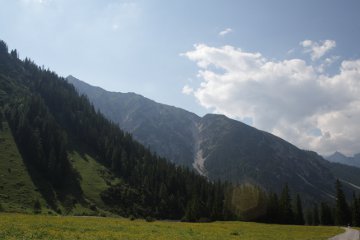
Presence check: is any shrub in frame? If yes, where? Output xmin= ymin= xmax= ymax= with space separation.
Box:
xmin=145 ymin=216 xmax=155 ymax=222
xmin=33 ymin=199 xmax=41 ymax=214
xmin=89 ymin=203 xmax=97 ymax=211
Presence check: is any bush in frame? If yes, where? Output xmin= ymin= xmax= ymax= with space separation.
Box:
xmin=33 ymin=199 xmax=41 ymax=214
xmin=198 ymin=217 xmax=212 ymax=223
xmin=0 ymin=203 xmax=4 ymax=212
xmin=56 ymin=208 xmax=62 ymax=215
xmin=129 ymin=215 xmax=136 ymax=221
xmin=145 ymin=216 xmax=155 ymax=222
xmin=89 ymin=203 xmax=97 ymax=211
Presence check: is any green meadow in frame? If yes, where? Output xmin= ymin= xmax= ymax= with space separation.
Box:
xmin=0 ymin=213 xmax=343 ymax=240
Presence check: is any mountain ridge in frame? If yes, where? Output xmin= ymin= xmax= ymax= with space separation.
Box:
xmin=326 ymin=151 xmax=360 ymax=168
xmin=66 ymin=75 xmax=360 ymax=203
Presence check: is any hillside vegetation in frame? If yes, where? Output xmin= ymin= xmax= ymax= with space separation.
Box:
xmin=0 ymin=40 xmax=230 ymax=221
xmin=0 ymin=121 xmax=47 ymax=213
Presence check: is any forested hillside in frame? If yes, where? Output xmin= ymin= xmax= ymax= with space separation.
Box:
xmin=0 ymin=40 xmax=230 ymax=221
xmin=67 ymin=76 xmax=360 ymax=205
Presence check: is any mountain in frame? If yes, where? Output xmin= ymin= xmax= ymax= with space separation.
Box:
xmin=67 ymin=75 xmax=199 ymax=168
xmin=67 ymin=76 xmax=360 ymax=203
xmin=0 ymin=40 xmax=229 ymax=220
xmin=326 ymin=151 xmax=360 ymax=168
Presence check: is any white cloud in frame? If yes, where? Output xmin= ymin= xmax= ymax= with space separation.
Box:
xmin=317 ymin=56 xmax=340 ymax=73
xmin=300 ymin=39 xmax=336 ymax=61
xmin=183 ymin=43 xmax=360 ymax=155
xmin=219 ymin=28 xmax=233 ymax=36
xmin=182 ymin=85 xmax=194 ymax=95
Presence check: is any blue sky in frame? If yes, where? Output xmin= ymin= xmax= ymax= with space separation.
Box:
xmin=1 ymin=0 xmax=360 ymax=155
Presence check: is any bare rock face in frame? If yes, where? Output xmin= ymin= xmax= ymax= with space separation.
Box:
xmin=67 ymin=75 xmax=360 ymax=203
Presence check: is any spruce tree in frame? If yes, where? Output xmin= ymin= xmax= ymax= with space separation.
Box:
xmin=335 ymin=179 xmax=350 ymax=226
xmin=0 ymin=109 xmax=3 ymax=130
xmin=266 ymin=192 xmax=280 ymax=223
xmin=0 ymin=40 xmax=8 ymax=54
xmin=352 ymin=193 xmax=360 ymax=227
xmin=320 ymin=202 xmax=334 ymax=225
xmin=33 ymin=199 xmax=41 ymax=214
xmin=295 ymin=194 xmax=305 ymax=225
xmin=313 ymin=204 xmax=319 ymax=226
xmin=280 ymin=184 xmax=294 ymax=224
xmin=306 ymin=209 xmax=314 ymax=225
xmin=358 ymin=196 xmax=360 ymax=227
xmin=184 ymin=197 xmax=200 ymax=222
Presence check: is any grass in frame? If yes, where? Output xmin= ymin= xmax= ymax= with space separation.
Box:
xmin=0 ymin=120 xmax=119 ymax=215
xmin=69 ymin=151 xmax=120 ymax=207
xmin=0 ymin=122 xmax=348 ymax=239
xmin=0 ymin=121 xmax=47 ymax=213
xmin=0 ymin=213 xmax=343 ymax=240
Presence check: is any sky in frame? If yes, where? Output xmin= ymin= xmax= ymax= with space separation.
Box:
xmin=1 ymin=0 xmax=360 ymax=156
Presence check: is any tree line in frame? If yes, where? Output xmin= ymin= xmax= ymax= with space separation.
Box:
xmin=264 ymin=180 xmax=360 ymax=226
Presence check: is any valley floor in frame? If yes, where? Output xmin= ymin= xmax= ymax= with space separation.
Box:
xmin=0 ymin=213 xmax=343 ymax=240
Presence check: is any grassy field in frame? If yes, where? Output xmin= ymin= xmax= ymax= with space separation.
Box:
xmin=0 ymin=213 xmax=343 ymax=240
xmin=0 ymin=120 xmax=119 ymax=215
xmin=69 ymin=150 xmax=121 ymax=207
xmin=0 ymin=121 xmax=47 ymax=213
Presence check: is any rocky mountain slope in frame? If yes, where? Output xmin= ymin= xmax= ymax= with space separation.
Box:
xmin=326 ymin=151 xmax=360 ymax=168
xmin=67 ymin=76 xmax=360 ymax=203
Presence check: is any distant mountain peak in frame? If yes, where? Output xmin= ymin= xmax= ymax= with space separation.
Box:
xmin=66 ymin=75 xmax=360 ymax=202
xmin=326 ymin=151 xmax=360 ymax=168
xmin=332 ymin=151 xmax=347 ymax=158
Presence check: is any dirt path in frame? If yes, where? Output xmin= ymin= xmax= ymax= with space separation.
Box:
xmin=329 ymin=227 xmax=359 ymax=240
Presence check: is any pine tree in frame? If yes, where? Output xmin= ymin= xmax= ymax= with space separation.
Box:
xmin=10 ymin=49 xmax=18 ymax=59
xmin=0 ymin=109 xmax=3 ymax=130
xmin=320 ymin=202 xmax=334 ymax=225
xmin=313 ymin=204 xmax=320 ymax=226
xmin=266 ymin=192 xmax=280 ymax=223
xmin=352 ymin=193 xmax=360 ymax=227
xmin=305 ymin=209 xmax=313 ymax=225
xmin=335 ymin=179 xmax=350 ymax=226
xmin=183 ymin=197 xmax=200 ymax=222
xmin=0 ymin=40 xmax=8 ymax=54
xmin=33 ymin=199 xmax=41 ymax=214
xmin=280 ymin=184 xmax=294 ymax=224
xmin=295 ymin=194 xmax=305 ymax=225
xmin=357 ymin=196 xmax=360 ymax=227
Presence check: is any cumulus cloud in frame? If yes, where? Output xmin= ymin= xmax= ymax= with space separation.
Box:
xmin=300 ymin=39 xmax=336 ymax=61
xmin=182 ymin=43 xmax=360 ymax=155
xmin=182 ymin=85 xmax=194 ymax=95
xmin=219 ymin=28 xmax=233 ymax=36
